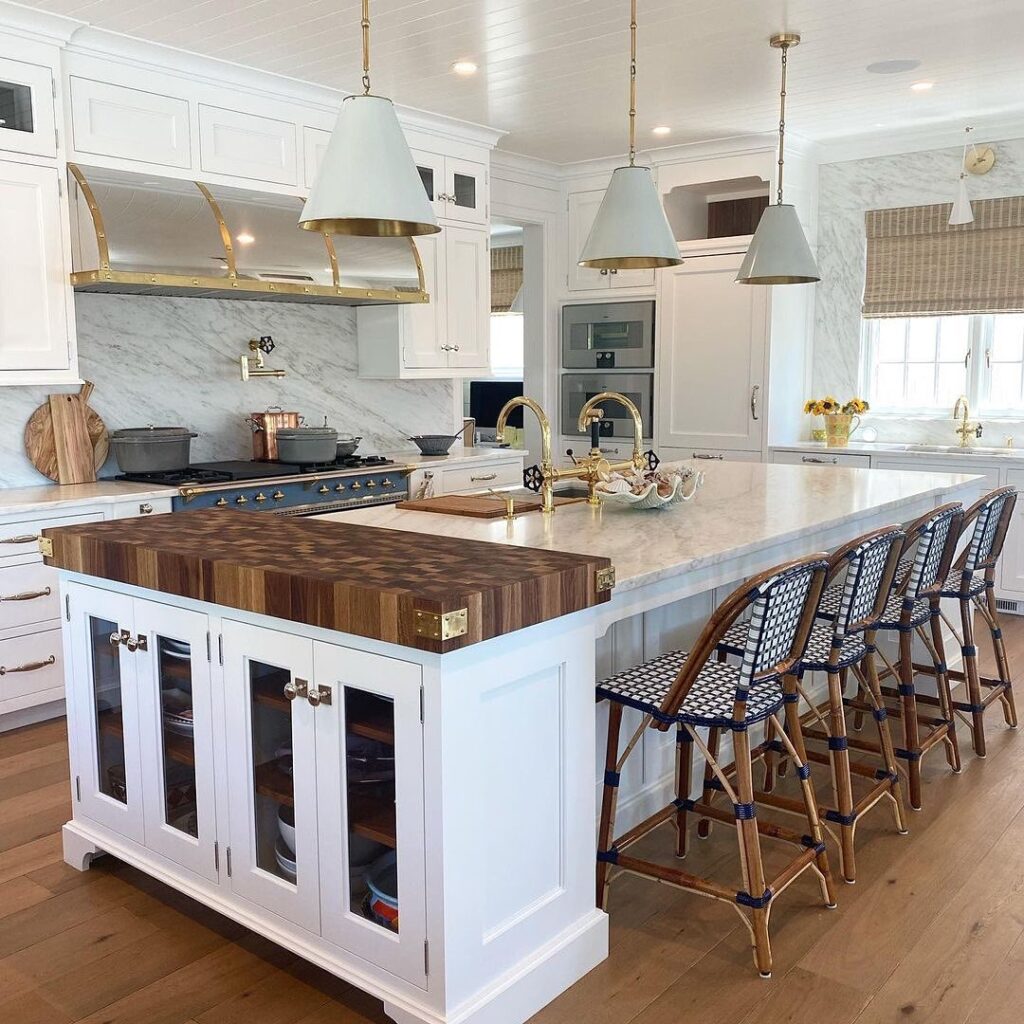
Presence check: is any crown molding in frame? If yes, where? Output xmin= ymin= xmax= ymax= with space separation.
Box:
xmin=491 ymin=150 xmax=562 ymax=189
xmin=0 ymin=0 xmax=80 ymax=44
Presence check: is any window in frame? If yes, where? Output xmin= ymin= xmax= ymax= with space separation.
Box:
xmin=861 ymin=313 xmax=1024 ymax=414
xmin=489 ymin=312 xmax=524 ymax=378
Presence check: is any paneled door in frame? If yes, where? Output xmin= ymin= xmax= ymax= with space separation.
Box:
xmin=314 ymin=642 xmax=426 ymax=985
xmin=656 ymin=252 xmax=768 ymax=453
xmin=445 ymin=226 xmax=490 ymax=371
xmin=135 ymin=602 xmax=219 ymax=881
xmin=66 ymin=583 xmax=145 ymax=843
xmin=221 ymin=620 xmax=320 ymax=932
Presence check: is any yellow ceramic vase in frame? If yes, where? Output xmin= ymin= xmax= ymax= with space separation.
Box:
xmin=825 ymin=413 xmax=861 ymax=448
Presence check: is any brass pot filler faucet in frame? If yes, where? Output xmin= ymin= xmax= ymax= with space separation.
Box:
xmin=495 ymin=391 xmax=658 ymax=514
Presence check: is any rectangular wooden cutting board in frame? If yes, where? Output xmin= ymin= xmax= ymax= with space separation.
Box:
xmin=48 ymin=393 xmax=96 ymax=484
xmin=395 ymin=493 xmax=585 ymax=518
xmin=42 ymin=509 xmax=615 ymax=654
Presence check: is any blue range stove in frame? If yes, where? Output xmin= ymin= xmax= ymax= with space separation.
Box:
xmin=119 ymin=457 xmax=410 ymax=516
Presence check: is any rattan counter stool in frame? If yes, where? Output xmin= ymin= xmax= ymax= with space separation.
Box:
xmin=907 ymin=487 xmax=1017 ymax=758
xmin=833 ymin=503 xmax=964 ymax=811
xmin=715 ymin=525 xmax=909 ymax=884
xmin=595 ymin=554 xmax=837 ymax=979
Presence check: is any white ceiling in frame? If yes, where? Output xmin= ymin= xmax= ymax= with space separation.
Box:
xmin=22 ymin=0 xmax=1024 ymax=163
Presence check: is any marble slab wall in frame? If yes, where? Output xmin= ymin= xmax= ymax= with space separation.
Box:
xmin=811 ymin=135 xmax=1024 ymax=444
xmin=0 ymin=294 xmax=455 ymax=488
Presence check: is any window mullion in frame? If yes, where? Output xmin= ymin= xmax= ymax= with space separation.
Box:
xmin=968 ymin=316 xmax=986 ymax=407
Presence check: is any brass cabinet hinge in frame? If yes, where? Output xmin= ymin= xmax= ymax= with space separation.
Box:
xmin=413 ymin=608 xmax=468 ymax=642
xmin=38 ymin=537 xmax=53 ymax=557
xmin=595 ymin=566 xmax=616 ymax=593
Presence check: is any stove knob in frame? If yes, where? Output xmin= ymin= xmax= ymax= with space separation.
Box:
xmin=351 ymin=481 xmax=362 ymax=491
xmin=381 ymin=478 xmax=393 ymax=489
xmin=334 ymin=483 xmax=346 ymax=492
xmin=235 ymin=495 xmax=248 ymax=505
xmin=272 ymin=490 xmax=285 ymax=501
xmin=318 ymin=485 xmax=330 ymax=495
xmin=254 ymin=492 xmax=267 ymax=503
xmin=215 ymin=497 xmax=228 ymax=507
xmin=366 ymin=479 xmax=377 ymax=489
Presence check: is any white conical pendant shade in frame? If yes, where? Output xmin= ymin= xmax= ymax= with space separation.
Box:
xmin=579 ymin=165 xmax=682 ymax=269
xmin=735 ymin=204 xmax=820 ymax=284
xmin=300 ymin=95 xmax=439 ymax=237
xmin=949 ymin=176 xmax=974 ymax=226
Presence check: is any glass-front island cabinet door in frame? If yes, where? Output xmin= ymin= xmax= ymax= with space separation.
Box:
xmin=313 ymin=642 xmax=426 ymax=987
xmin=67 ymin=584 xmax=146 ymax=843
xmin=221 ymin=619 xmax=321 ymax=934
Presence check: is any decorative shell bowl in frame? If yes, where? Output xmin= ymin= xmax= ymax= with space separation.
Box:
xmin=596 ymin=467 xmax=704 ymax=510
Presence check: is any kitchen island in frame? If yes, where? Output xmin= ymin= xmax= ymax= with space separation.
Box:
xmin=42 ymin=462 xmax=979 ymax=1024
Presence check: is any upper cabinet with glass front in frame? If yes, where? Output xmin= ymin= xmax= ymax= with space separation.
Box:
xmin=412 ymin=149 xmax=487 ymax=226
xmin=0 ymin=56 xmax=56 ymax=159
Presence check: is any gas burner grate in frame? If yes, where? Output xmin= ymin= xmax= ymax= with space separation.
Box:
xmin=295 ymin=455 xmax=396 ymax=472
xmin=116 ymin=468 xmax=234 ymax=485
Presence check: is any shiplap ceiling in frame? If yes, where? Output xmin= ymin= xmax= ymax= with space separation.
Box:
xmin=22 ymin=0 xmax=1024 ymax=162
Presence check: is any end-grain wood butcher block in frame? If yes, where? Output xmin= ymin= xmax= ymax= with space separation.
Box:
xmin=24 ymin=382 xmax=109 ymax=483
xmin=41 ymin=509 xmax=614 ymax=654
xmin=395 ymin=493 xmax=585 ymax=518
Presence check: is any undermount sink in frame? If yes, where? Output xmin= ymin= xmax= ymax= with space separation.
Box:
xmin=898 ymin=443 xmax=1014 ymax=456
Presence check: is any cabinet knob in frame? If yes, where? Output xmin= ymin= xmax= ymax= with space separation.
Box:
xmin=139 ymin=503 xmax=153 ymax=515
xmin=307 ymin=685 xmax=333 ymax=708
xmin=284 ymin=678 xmax=309 ymax=702
xmin=599 ymin=268 xmax=609 ymax=276
xmin=108 ymin=631 xmax=122 ymax=648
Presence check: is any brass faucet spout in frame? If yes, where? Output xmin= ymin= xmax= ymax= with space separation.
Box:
xmin=576 ymin=391 xmax=645 ymax=468
xmin=496 ymin=396 xmax=555 ymax=513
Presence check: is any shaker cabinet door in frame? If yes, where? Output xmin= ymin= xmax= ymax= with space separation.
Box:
xmin=444 ymin=226 xmax=490 ymax=371
xmin=66 ymin=584 xmax=145 ymax=843
xmin=221 ymin=620 xmax=321 ymax=932
xmin=313 ymin=641 xmax=427 ymax=986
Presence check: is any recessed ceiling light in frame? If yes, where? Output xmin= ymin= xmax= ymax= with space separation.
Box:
xmin=651 ymin=125 xmax=671 ymax=136
xmin=236 ymin=232 xmax=255 ymax=245
xmin=451 ymin=61 xmax=478 ymax=76
xmin=910 ymin=81 xmax=934 ymax=92
xmin=866 ymin=59 xmax=921 ymax=75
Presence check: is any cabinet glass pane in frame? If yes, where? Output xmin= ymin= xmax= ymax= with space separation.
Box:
xmin=89 ymin=617 xmax=126 ymax=804
xmin=452 ymin=172 xmax=476 ymax=210
xmin=0 ymin=81 xmax=34 ymax=134
xmin=249 ymin=659 xmax=296 ymax=885
xmin=156 ymin=636 xmax=198 ymax=837
xmin=345 ymin=688 xmax=398 ymax=932
xmin=418 ymin=165 xmax=435 ymax=201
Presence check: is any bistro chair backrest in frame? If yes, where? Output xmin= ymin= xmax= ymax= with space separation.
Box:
xmin=830 ymin=525 xmax=906 ymax=637
xmin=904 ymin=503 xmax=962 ymax=600
xmin=962 ymin=487 xmax=1017 ymax=574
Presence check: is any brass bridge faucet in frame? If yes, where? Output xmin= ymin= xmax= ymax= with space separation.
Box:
xmin=952 ymin=395 xmax=982 ymax=448
xmin=495 ymin=392 xmax=655 ymax=514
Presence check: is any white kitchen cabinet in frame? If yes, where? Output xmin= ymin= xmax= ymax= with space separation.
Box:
xmin=566 ymin=190 xmax=655 ymax=293
xmin=69 ymin=77 xmax=191 ymax=168
xmin=413 ymin=149 xmax=487 ymax=226
xmin=0 ymin=57 xmax=56 ymax=159
xmin=0 ymin=160 xmax=76 ymax=382
xmin=656 ymin=252 xmax=767 ymax=454
xmin=357 ymin=226 xmax=490 ymax=378
xmin=661 ymin=446 xmax=763 ymax=464
xmin=65 ymin=582 xmax=219 ymax=878
xmin=302 ymin=125 xmax=331 ymax=188
xmin=198 ymin=104 xmax=298 ymax=186
xmin=1000 ymin=469 xmax=1024 ymax=596
xmin=411 ymin=456 xmax=526 ymax=498
xmin=772 ymin=450 xmax=871 ymax=468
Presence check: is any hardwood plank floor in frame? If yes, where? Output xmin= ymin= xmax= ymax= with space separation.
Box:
xmin=1 ymin=622 xmax=1023 ymax=1024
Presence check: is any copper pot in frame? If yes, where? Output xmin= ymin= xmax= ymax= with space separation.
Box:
xmin=247 ymin=408 xmax=302 ymax=461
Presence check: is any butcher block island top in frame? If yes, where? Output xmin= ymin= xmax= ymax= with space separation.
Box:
xmin=40 ymin=509 xmax=613 ymax=653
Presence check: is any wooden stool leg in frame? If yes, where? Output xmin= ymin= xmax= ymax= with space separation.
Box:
xmin=930 ymin=609 xmax=962 ymax=775
xmin=696 ymin=727 xmax=720 ymax=839
xmin=862 ymin=649 xmax=909 ymax=835
xmin=762 ymin=717 xmax=777 ymax=794
xmin=898 ymin=630 xmax=924 ymax=810
xmin=960 ymin=596 xmax=987 ymax=757
xmin=732 ymin=728 xmax=773 ymax=978
xmin=596 ymin=702 xmax=624 ymax=910
xmin=826 ymin=669 xmax=857 ymax=883
xmin=986 ymin=588 xmax=1018 ymax=727
xmin=675 ymin=726 xmax=692 ymax=858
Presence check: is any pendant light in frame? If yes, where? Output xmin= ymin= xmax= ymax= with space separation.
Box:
xmin=736 ymin=34 xmax=820 ymax=285
xmin=948 ymin=126 xmax=975 ymax=226
xmin=299 ymin=0 xmax=439 ymax=237
xmin=578 ymin=0 xmax=682 ymax=270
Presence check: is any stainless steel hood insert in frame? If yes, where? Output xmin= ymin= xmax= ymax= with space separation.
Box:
xmin=67 ymin=164 xmax=429 ymax=306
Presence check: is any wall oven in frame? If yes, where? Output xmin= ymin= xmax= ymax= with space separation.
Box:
xmin=561 ymin=301 xmax=654 ymax=369
xmin=560 ymin=373 xmax=654 ymax=440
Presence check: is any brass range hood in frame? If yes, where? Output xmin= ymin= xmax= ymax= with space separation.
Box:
xmin=67 ymin=164 xmax=429 ymax=306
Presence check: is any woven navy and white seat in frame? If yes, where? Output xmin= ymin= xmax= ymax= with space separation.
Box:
xmin=916 ymin=487 xmax=1018 ymax=757
xmin=716 ymin=526 xmax=909 ymax=883
xmin=595 ymin=554 xmax=837 ymax=979
xmin=840 ymin=503 xmax=964 ymax=810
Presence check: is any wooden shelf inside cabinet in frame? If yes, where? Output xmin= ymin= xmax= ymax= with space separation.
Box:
xmin=99 ymin=710 xmax=196 ymax=767
xmin=349 ymin=793 xmax=397 ymax=848
xmin=345 ymin=691 xmax=396 ymax=746
xmin=253 ymin=686 xmax=290 ymax=714
xmin=255 ymin=759 xmax=294 ymax=806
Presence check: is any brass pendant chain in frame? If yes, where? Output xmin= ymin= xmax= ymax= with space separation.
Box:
xmin=361 ymin=0 xmax=372 ymax=94
xmin=776 ymin=41 xmax=788 ymax=205
xmin=628 ymin=0 xmax=637 ymax=166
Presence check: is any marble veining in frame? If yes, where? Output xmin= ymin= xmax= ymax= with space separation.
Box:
xmin=812 ymin=135 xmax=1024 ymax=445
xmin=0 ymin=294 xmax=455 ymax=488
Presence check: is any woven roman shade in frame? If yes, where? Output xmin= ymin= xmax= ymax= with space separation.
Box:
xmin=863 ymin=196 xmax=1024 ymax=317
xmin=490 ymin=244 xmax=523 ymax=312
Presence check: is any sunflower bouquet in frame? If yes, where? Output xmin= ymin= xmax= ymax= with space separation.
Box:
xmin=842 ymin=397 xmax=870 ymax=415
xmin=803 ymin=396 xmax=841 ymax=417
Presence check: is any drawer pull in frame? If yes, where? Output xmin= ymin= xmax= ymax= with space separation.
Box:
xmin=693 ymin=453 xmax=724 ymax=461
xmin=0 ymin=534 xmax=39 ymax=545
xmin=470 ymin=473 xmax=498 ymax=482
xmin=0 ymin=587 xmax=51 ymax=603
xmin=0 ymin=654 xmax=56 ymax=676
xmin=802 ymin=456 xmax=838 ymax=465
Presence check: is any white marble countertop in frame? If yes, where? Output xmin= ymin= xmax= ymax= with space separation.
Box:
xmin=321 ymin=461 xmax=981 ymax=594
xmin=773 ymin=440 xmax=1024 ymax=461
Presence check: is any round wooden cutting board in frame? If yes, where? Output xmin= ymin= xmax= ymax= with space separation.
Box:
xmin=24 ymin=381 xmax=110 ymax=482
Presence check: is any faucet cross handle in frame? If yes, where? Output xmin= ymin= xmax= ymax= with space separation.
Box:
xmin=523 ymin=464 xmax=544 ymax=493
xmin=644 ymin=450 xmax=661 ymax=471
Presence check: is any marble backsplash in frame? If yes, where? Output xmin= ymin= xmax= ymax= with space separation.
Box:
xmin=810 ymin=134 xmax=1024 ymax=444
xmin=0 ymin=294 xmax=455 ymax=488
